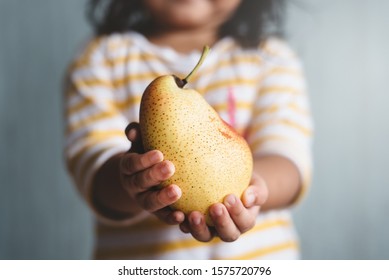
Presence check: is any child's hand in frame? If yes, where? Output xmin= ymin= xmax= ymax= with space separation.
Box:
xmin=123 ymin=123 xmax=268 ymax=242
xmin=179 ymin=175 xmax=269 ymax=242
xmin=121 ymin=123 xmax=185 ymax=225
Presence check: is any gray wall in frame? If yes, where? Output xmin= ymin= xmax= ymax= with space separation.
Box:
xmin=0 ymin=0 xmax=93 ymax=259
xmin=0 ymin=0 xmax=388 ymax=259
xmin=287 ymin=0 xmax=389 ymax=259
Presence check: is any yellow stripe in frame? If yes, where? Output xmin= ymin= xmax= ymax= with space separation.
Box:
xmin=268 ymin=66 xmax=302 ymax=77
xmin=198 ymin=78 xmax=258 ymax=94
xmin=249 ymin=135 xmax=291 ymax=152
xmin=73 ymin=58 xmax=261 ymax=93
xmin=112 ymin=95 xmax=142 ymax=111
xmin=73 ymin=76 xmax=113 ymax=89
xmin=72 ymin=52 xmax=263 ymax=89
xmin=95 ymin=219 xmax=291 ymax=259
xmin=67 ymin=109 xmax=119 ymax=133
xmin=259 ymin=86 xmax=301 ymax=96
xmin=212 ymin=101 xmax=253 ymax=112
xmin=77 ymin=147 xmax=115 ymax=187
xmin=288 ymin=102 xmax=310 ymax=116
xmin=66 ymin=96 xmax=95 ymax=116
xmin=90 ymin=55 xmax=261 ymax=80
xmin=190 ymin=56 xmax=262 ymax=84
xmin=67 ymin=93 xmax=142 ymax=118
xmin=251 ymin=103 xmax=310 ymax=126
xmin=103 ymin=53 xmax=161 ymax=68
xmin=87 ymin=129 xmax=125 ymax=141
xmin=220 ymin=241 xmax=298 ymax=260
xmin=97 ymin=216 xmax=174 ymax=235
xmin=70 ymin=38 xmax=104 ymax=70
xmin=261 ymin=42 xmax=296 ymax=59
xmin=281 ymin=119 xmax=312 ymax=136
xmin=106 ymin=38 xmax=132 ymax=53
xmin=71 ymin=72 xmax=157 ymax=91
xmin=249 ymin=119 xmax=312 ymax=138
xmin=109 ymin=72 xmax=158 ymax=89
xmin=72 ymin=46 xmax=161 ymax=70
xmin=253 ymin=103 xmax=280 ymax=115
xmin=66 ymin=130 xmax=125 ymax=175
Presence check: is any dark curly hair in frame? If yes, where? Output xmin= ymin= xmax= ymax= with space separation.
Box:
xmin=87 ymin=0 xmax=286 ymax=48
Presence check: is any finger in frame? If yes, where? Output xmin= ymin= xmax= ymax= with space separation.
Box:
xmin=153 ymin=207 xmax=185 ymax=225
xmin=187 ymin=211 xmax=215 ymax=242
xmin=125 ymin=122 xmax=145 ymax=153
xmin=120 ymin=150 xmax=163 ymax=175
xmin=209 ymin=203 xmax=240 ymax=242
xmin=127 ymin=160 xmax=175 ymax=192
xmin=137 ymin=184 xmax=181 ymax=213
xmin=125 ymin=122 xmax=140 ymax=140
xmin=224 ymin=194 xmax=256 ymax=233
xmin=179 ymin=220 xmax=191 ymax=234
xmin=242 ymin=179 xmax=269 ymax=208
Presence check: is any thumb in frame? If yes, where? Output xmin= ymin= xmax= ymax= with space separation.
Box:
xmin=125 ymin=122 xmax=145 ymax=153
xmin=242 ymin=174 xmax=268 ymax=208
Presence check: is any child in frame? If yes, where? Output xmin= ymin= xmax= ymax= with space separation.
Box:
xmin=64 ymin=0 xmax=313 ymax=259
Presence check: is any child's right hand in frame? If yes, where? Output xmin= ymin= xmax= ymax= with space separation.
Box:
xmin=120 ymin=123 xmax=185 ymax=225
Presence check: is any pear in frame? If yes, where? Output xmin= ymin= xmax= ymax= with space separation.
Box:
xmin=139 ymin=46 xmax=253 ymax=226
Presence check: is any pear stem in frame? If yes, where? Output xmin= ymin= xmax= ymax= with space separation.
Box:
xmin=182 ymin=45 xmax=210 ymax=87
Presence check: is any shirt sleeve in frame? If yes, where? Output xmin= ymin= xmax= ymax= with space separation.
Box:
xmin=63 ymin=37 xmax=148 ymax=225
xmin=246 ymin=39 xmax=314 ymax=203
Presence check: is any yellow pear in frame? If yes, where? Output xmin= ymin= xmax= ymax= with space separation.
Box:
xmin=139 ymin=46 xmax=253 ymax=226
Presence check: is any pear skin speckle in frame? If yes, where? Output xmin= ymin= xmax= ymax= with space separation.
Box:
xmin=140 ymin=75 xmax=253 ymax=226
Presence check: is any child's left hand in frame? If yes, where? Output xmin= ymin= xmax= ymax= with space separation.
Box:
xmin=179 ymin=174 xmax=269 ymax=242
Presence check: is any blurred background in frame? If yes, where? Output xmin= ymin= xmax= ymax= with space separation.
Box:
xmin=1 ymin=0 xmax=388 ymax=259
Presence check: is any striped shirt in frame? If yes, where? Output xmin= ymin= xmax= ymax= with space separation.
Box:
xmin=64 ymin=31 xmax=313 ymax=260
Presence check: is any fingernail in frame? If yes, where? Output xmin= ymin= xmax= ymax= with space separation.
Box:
xmin=245 ymin=191 xmax=256 ymax=206
xmin=167 ymin=187 xmax=176 ymax=198
xmin=192 ymin=216 xmax=201 ymax=226
xmin=224 ymin=194 xmax=236 ymax=208
xmin=160 ymin=163 xmax=171 ymax=175
xmin=212 ymin=205 xmax=223 ymax=217
xmin=128 ymin=129 xmax=136 ymax=141
xmin=150 ymin=151 xmax=162 ymax=163
xmin=167 ymin=185 xmax=181 ymax=199
xmin=125 ymin=123 xmax=138 ymax=139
